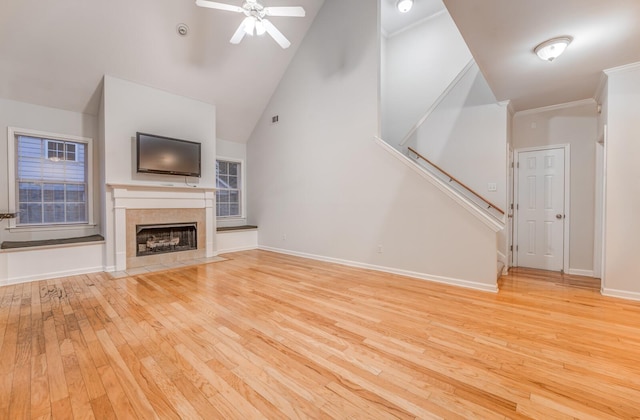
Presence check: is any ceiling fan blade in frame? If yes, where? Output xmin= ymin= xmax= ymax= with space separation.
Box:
xmin=230 ymin=21 xmax=247 ymax=44
xmin=264 ymin=6 xmax=306 ymax=17
xmin=195 ymin=0 xmax=243 ymax=13
xmin=263 ymin=19 xmax=291 ymax=48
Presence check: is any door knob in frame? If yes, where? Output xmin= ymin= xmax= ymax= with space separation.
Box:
xmin=556 ymin=214 xmax=563 ymax=219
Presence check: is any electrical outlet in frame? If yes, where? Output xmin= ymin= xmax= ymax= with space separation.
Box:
xmin=488 ymin=183 xmax=497 ymax=192
xmin=282 ymin=233 xmax=287 ymax=241
xmin=377 ymin=245 xmax=383 ymax=254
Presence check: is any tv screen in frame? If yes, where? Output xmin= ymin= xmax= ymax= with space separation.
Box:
xmin=136 ymin=132 xmax=201 ymax=177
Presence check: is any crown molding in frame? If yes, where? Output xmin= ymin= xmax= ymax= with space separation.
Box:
xmin=514 ymin=98 xmax=596 ymax=117
xmin=603 ymin=61 xmax=640 ymax=76
xmin=385 ymin=9 xmax=447 ymax=38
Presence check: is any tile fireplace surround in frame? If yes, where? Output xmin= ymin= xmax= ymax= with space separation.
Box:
xmin=108 ymin=184 xmax=216 ymax=272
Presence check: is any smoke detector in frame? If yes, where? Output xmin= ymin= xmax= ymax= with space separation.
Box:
xmin=176 ymin=23 xmax=189 ymax=36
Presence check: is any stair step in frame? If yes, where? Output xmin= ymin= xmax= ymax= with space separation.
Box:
xmin=497 ymin=261 xmax=506 ymax=279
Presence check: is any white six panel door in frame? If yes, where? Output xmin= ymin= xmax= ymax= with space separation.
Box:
xmin=517 ymin=148 xmax=565 ymax=271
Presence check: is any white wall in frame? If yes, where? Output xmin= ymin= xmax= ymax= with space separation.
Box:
xmin=410 ymin=64 xmax=509 ymax=212
xmin=217 ymin=229 xmax=257 ymax=254
xmin=512 ymin=101 xmax=598 ymax=274
xmin=102 ymin=76 xmax=217 ymax=270
xmin=103 ymin=75 xmax=216 ymax=187
xmin=246 ymin=0 xmax=498 ymax=291
xmin=0 ymin=242 xmax=104 ymax=286
xmin=0 ymin=98 xmax=100 ymax=242
xmin=381 ymin=11 xmax=472 ymax=146
xmin=217 ymin=138 xmax=246 ymax=161
xmin=602 ymin=63 xmax=640 ymax=299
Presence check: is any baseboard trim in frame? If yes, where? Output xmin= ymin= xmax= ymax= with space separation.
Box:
xmin=259 ymin=245 xmax=498 ymax=293
xmin=567 ymin=268 xmax=595 ymax=277
xmin=218 ymin=245 xmax=259 ymax=254
xmin=1 ymin=266 xmax=104 ymax=287
xmin=601 ymin=288 xmax=640 ymax=302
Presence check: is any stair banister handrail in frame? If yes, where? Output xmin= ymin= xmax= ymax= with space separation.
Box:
xmin=408 ymin=147 xmax=504 ymax=215
xmin=399 ymin=59 xmax=476 ymax=147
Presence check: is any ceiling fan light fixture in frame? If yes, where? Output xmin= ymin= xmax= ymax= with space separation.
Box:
xmin=243 ymin=16 xmax=256 ymax=36
xmin=243 ymin=16 xmax=256 ymax=35
xmin=255 ymin=19 xmax=266 ymax=36
xmin=396 ymin=0 xmax=413 ymax=13
xmin=534 ymin=37 xmax=572 ymax=62
xmin=196 ymin=0 xmax=304 ymax=48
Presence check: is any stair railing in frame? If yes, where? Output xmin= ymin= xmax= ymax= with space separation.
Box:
xmin=407 ymin=147 xmax=504 ymax=217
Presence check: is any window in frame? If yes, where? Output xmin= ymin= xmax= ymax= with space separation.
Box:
xmin=216 ymin=159 xmax=242 ymax=218
xmin=46 ymin=140 xmax=77 ymax=161
xmin=8 ymin=128 xmax=92 ymax=227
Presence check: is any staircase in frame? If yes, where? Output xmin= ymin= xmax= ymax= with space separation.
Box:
xmin=388 ymin=60 xmax=507 ymax=225
xmin=379 ymin=58 xmax=509 ymax=277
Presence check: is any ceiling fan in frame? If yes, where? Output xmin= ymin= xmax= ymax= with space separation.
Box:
xmin=195 ymin=0 xmax=306 ymax=49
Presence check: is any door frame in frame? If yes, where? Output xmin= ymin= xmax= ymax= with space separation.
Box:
xmin=507 ymin=145 xmax=514 ymax=267
xmin=593 ymin=139 xmax=605 ymax=279
xmin=513 ymin=144 xmax=571 ymax=273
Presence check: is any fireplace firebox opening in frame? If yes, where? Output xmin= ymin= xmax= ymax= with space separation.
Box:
xmin=136 ymin=222 xmax=197 ymax=257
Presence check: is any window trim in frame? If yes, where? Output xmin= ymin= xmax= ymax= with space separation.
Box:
xmin=215 ymin=156 xmax=246 ymax=220
xmin=7 ymin=127 xmax=94 ymax=230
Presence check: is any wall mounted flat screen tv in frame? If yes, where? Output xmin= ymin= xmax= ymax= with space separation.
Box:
xmin=136 ymin=132 xmax=201 ymax=177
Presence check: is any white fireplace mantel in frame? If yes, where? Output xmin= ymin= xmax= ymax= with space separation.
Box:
xmin=107 ymin=183 xmax=216 ymax=271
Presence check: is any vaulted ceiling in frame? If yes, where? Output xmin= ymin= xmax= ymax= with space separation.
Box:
xmin=1 ymin=0 xmax=639 ymax=144
xmin=0 ymin=0 xmax=324 ymax=143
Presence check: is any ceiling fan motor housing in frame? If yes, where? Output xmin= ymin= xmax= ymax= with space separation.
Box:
xmin=243 ymin=0 xmax=266 ymax=19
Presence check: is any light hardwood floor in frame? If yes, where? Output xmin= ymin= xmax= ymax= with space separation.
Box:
xmin=1 ymin=250 xmax=639 ymax=419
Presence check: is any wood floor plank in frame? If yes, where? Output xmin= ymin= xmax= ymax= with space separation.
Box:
xmin=29 ymin=352 xmax=50 ymax=420
xmin=208 ymin=359 xmax=284 ymax=419
xmin=1 ymin=250 xmax=640 ymax=418
xmin=95 ymin=364 xmax=137 ymax=420
xmin=89 ymin=393 xmax=117 ymax=420
xmin=50 ymin=396 xmax=72 ymax=419
xmin=8 ymin=284 xmax=32 ymax=420
xmin=94 ymin=329 xmax=159 ymax=419
xmin=139 ymin=355 xmax=202 ymax=420
xmin=0 ymin=284 xmax=21 ymax=375
xmin=8 ymin=364 xmax=30 ymax=420
xmin=174 ymin=343 xmax=266 ymax=419
xmin=171 ymin=374 xmax=224 ymax=418
xmin=42 ymin=317 xmax=68 ymax=405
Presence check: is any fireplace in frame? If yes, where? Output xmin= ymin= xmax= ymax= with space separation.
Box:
xmin=136 ymin=222 xmax=197 ymax=256
xmin=125 ymin=207 xmax=207 ymax=269
xmin=108 ymin=184 xmax=215 ymax=272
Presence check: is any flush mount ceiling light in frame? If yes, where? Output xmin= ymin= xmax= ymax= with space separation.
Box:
xmin=534 ymin=37 xmax=572 ymax=62
xmin=396 ymin=0 xmax=413 ymax=13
